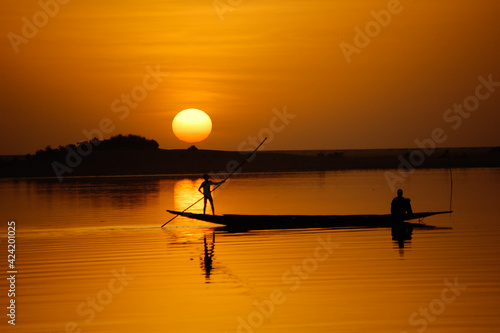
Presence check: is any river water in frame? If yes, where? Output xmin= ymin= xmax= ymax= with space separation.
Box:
xmin=0 ymin=168 xmax=499 ymax=332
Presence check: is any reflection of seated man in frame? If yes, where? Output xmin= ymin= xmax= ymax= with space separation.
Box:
xmin=391 ymin=189 xmax=413 ymax=222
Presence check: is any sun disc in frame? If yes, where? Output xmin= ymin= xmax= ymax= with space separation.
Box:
xmin=172 ymin=108 xmax=212 ymax=143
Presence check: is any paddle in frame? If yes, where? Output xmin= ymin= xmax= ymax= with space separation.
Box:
xmin=161 ymin=137 xmax=268 ymax=227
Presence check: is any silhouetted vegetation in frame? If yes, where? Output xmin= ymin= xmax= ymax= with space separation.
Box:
xmin=1 ymin=141 xmax=500 ymax=179
xmin=34 ymin=145 xmax=65 ymax=161
xmin=94 ymin=134 xmax=159 ymax=151
xmin=29 ymin=134 xmax=159 ymax=161
xmin=488 ymin=147 xmax=500 ymax=154
xmin=0 ymin=134 xmax=160 ymax=178
xmin=328 ymin=152 xmax=344 ymax=159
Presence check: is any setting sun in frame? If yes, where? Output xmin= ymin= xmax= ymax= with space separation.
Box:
xmin=172 ymin=108 xmax=212 ymax=143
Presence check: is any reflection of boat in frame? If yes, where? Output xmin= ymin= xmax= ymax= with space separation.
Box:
xmin=392 ymin=222 xmax=414 ymax=249
xmin=167 ymin=210 xmax=452 ymax=231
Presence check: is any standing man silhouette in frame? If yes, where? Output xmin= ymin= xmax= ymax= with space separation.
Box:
xmin=198 ymin=174 xmax=224 ymax=215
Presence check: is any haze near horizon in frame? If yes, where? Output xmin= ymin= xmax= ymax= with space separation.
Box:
xmin=1 ymin=0 xmax=499 ymax=155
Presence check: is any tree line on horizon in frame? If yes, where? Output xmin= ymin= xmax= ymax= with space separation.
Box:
xmin=31 ymin=134 xmax=159 ymax=161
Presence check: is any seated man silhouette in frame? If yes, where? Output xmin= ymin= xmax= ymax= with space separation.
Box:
xmin=390 ymin=189 xmax=413 ymax=240
xmin=391 ymin=189 xmax=413 ymax=221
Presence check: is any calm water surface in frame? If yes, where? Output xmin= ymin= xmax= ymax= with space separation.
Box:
xmin=0 ymin=169 xmax=499 ymax=332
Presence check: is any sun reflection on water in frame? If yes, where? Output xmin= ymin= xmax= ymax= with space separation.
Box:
xmin=172 ymin=178 xmax=216 ymax=228
xmin=174 ymin=178 xmax=203 ymax=212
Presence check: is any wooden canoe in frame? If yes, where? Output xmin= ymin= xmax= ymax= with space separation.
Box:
xmin=166 ymin=210 xmax=452 ymax=231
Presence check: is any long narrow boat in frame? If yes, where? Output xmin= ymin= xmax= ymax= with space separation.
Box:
xmin=167 ymin=210 xmax=452 ymax=231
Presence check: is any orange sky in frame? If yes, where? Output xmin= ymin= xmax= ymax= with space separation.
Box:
xmin=1 ymin=0 xmax=499 ymax=154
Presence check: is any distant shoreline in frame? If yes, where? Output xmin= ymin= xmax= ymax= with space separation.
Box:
xmin=1 ymin=146 xmax=499 ymax=180
xmin=2 ymin=145 xmax=499 ymax=159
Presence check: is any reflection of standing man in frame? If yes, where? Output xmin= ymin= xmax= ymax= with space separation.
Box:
xmin=198 ymin=174 xmax=224 ymax=215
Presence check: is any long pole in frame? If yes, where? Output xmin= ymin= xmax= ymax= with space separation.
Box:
xmin=449 ymin=150 xmax=454 ymax=212
xmin=161 ymin=137 xmax=267 ymax=227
